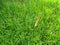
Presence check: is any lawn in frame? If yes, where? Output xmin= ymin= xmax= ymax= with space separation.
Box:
xmin=0 ymin=0 xmax=60 ymax=45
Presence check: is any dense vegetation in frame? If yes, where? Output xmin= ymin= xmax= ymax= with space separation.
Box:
xmin=0 ymin=0 xmax=60 ymax=45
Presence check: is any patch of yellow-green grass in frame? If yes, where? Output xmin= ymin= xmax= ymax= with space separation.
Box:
xmin=0 ymin=0 xmax=60 ymax=45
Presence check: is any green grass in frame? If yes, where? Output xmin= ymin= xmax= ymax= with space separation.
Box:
xmin=0 ymin=0 xmax=60 ymax=45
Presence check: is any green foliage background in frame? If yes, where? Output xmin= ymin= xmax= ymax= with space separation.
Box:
xmin=0 ymin=0 xmax=60 ymax=45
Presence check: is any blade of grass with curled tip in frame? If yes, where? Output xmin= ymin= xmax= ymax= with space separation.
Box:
xmin=34 ymin=13 xmax=42 ymax=27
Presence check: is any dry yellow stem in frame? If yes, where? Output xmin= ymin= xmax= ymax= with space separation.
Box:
xmin=34 ymin=13 xmax=41 ymax=27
